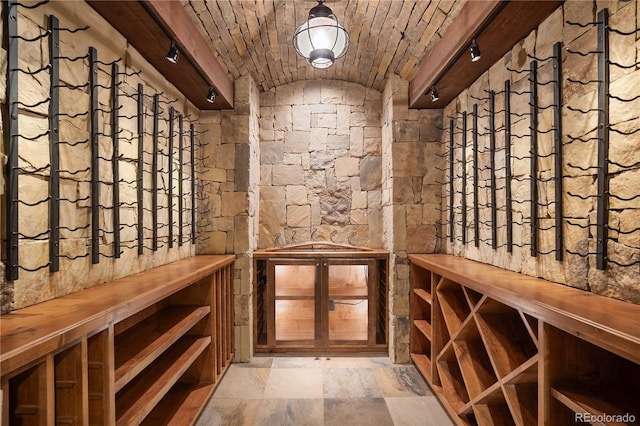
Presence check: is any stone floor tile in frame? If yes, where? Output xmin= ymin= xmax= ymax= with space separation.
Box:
xmin=233 ymin=357 xmax=274 ymax=368
xmin=322 ymin=356 xmax=391 ymax=369
xmin=374 ymin=366 xmax=431 ymax=397
xmin=323 ymin=368 xmax=383 ymax=398
xmin=324 ymin=398 xmax=394 ymax=426
xmin=198 ymin=357 xmax=452 ymax=425
xmin=271 ymin=356 xmax=324 ymax=368
xmin=211 ymin=366 xmax=270 ymax=399
xmin=385 ymin=396 xmax=454 ymax=426
xmin=195 ymin=398 xmax=262 ymax=426
xmin=263 ymin=367 xmax=324 ymax=399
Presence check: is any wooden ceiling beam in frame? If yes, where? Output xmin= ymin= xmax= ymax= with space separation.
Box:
xmin=88 ymin=0 xmax=233 ymax=110
xmin=409 ymin=0 xmax=563 ymax=109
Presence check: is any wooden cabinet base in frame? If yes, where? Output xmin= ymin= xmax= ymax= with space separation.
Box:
xmin=1 ymin=255 xmax=235 ymax=425
xmin=409 ymin=254 xmax=640 ymax=425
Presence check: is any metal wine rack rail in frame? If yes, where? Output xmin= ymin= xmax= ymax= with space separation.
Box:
xmin=441 ymin=7 xmax=640 ymax=271
xmin=5 ymin=0 xmax=203 ymax=281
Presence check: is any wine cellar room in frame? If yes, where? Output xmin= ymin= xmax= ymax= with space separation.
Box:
xmin=0 ymin=0 xmax=639 ymax=425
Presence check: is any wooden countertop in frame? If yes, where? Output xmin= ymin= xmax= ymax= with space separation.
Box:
xmin=408 ymin=254 xmax=640 ymax=364
xmin=0 ymin=255 xmax=235 ymax=374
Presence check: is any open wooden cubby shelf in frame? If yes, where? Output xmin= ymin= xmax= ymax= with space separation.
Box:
xmin=409 ymin=254 xmax=640 ymax=425
xmin=1 ymin=255 xmax=235 ymax=425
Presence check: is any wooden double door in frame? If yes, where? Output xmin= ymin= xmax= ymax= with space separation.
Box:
xmin=255 ymin=257 xmax=388 ymax=352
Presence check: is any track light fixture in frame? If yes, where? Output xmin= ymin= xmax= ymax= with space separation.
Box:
xmin=470 ymin=38 xmax=481 ymax=62
xmin=430 ymin=86 xmax=439 ymax=102
xmin=166 ymin=40 xmax=179 ymax=64
xmin=206 ymin=87 xmax=216 ymax=103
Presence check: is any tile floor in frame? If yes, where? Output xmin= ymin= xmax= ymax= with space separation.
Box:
xmin=196 ymin=356 xmax=454 ymax=426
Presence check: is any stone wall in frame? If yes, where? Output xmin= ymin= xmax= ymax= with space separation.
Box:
xmin=0 ymin=2 xmax=199 ymax=312
xmin=382 ymin=75 xmax=444 ymax=362
xmin=442 ymin=0 xmax=640 ymax=304
xmin=197 ymin=75 xmax=261 ymax=362
xmin=258 ymin=80 xmax=383 ymax=248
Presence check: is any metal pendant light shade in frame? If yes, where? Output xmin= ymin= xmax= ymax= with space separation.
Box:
xmin=293 ymin=0 xmax=349 ymax=69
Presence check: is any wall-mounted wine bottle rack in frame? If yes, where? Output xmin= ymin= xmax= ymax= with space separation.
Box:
xmin=4 ymin=0 xmax=202 ymax=281
xmin=441 ymin=7 xmax=640 ymax=273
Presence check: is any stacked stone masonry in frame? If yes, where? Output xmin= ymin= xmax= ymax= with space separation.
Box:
xmin=0 ymin=2 xmax=198 ymax=312
xmin=442 ymin=0 xmax=640 ymax=304
xmin=259 ymin=80 xmax=383 ymax=249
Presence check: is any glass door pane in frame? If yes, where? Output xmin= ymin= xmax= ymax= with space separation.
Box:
xmin=327 ymin=263 xmax=369 ymax=341
xmin=275 ymin=264 xmax=316 ymax=297
xmin=328 ymin=264 xmax=368 ymax=297
xmin=328 ymin=299 xmax=368 ymax=341
xmin=275 ymin=300 xmax=315 ymax=341
xmin=271 ymin=261 xmax=318 ymax=343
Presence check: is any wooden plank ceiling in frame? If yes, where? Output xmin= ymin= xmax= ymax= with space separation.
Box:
xmin=182 ymin=0 xmax=466 ymax=93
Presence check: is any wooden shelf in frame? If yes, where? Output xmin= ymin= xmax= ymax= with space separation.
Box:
xmin=410 ymin=257 xmax=435 ymax=387
xmin=116 ymin=336 xmax=210 ymax=425
xmin=504 ymin=383 xmax=537 ymax=426
xmin=414 ymin=288 xmax=432 ymax=305
xmin=408 ymin=253 xmax=640 ymax=425
xmin=470 ymin=380 xmax=505 ymax=407
xmin=114 ymin=305 xmax=210 ymax=392
xmin=54 ymin=345 xmax=84 ymax=424
xmin=551 ymin=386 xmax=640 ymax=422
xmin=475 ymin=305 xmax=537 ymax=379
xmin=1 ymin=255 xmax=235 ymax=426
xmin=437 ymin=279 xmax=471 ymax=337
xmin=453 ymin=337 xmax=498 ymax=399
xmin=463 ymin=287 xmax=483 ymax=308
xmin=414 ymin=319 xmax=433 ymax=341
xmin=503 ymin=355 xmax=538 ymax=386
xmin=519 ymin=311 xmax=539 ymax=348
xmin=437 ymin=343 xmax=470 ymax=412
xmin=410 ymin=353 xmax=432 ymax=384
xmin=140 ymin=382 xmax=217 ymax=426
xmin=473 ymin=403 xmax=515 ymax=426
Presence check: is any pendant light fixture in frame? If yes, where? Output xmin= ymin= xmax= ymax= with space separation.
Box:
xmin=293 ymin=0 xmax=349 ymax=69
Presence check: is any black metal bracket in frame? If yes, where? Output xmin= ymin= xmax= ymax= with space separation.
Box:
xmin=472 ymin=104 xmax=479 ymax=247
xmin=178 ymin=114 xmax=184 ymax=246
xmin=461 ymin=111 xmax=467 ymax=245
xmin=6 ymin=0 xmax=19 ymax=281
xmin=152 ymin=94 xmax=159 ymax=251
xmin=529 ymin=60 xmax=538 ymax=258
xmin=596 ymin=9 xmax=609 ymax=270
xmin=449 ymin=119 xmax=455 ymax=243
xmin=137 ymin=84 xmax=144 ymax=255
xmin=553 ymin=42 xmax=564 ymax=261
xmin=112 ymin=63 xmax=121 ymax=258
xmin=90 ymin=47 xmax=100 ymax=264
xmin=504 ymin=80 xmax=513 ymax=253
xmin=489 ymin=90 xmax=497 ymax=249
xmin=49 ymin=15 xmax=60 ymax=272
xmin=190 ymin=123 xmax=196 ymax=243
xmin=168 ymin=107 xmax=174 ymax=248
